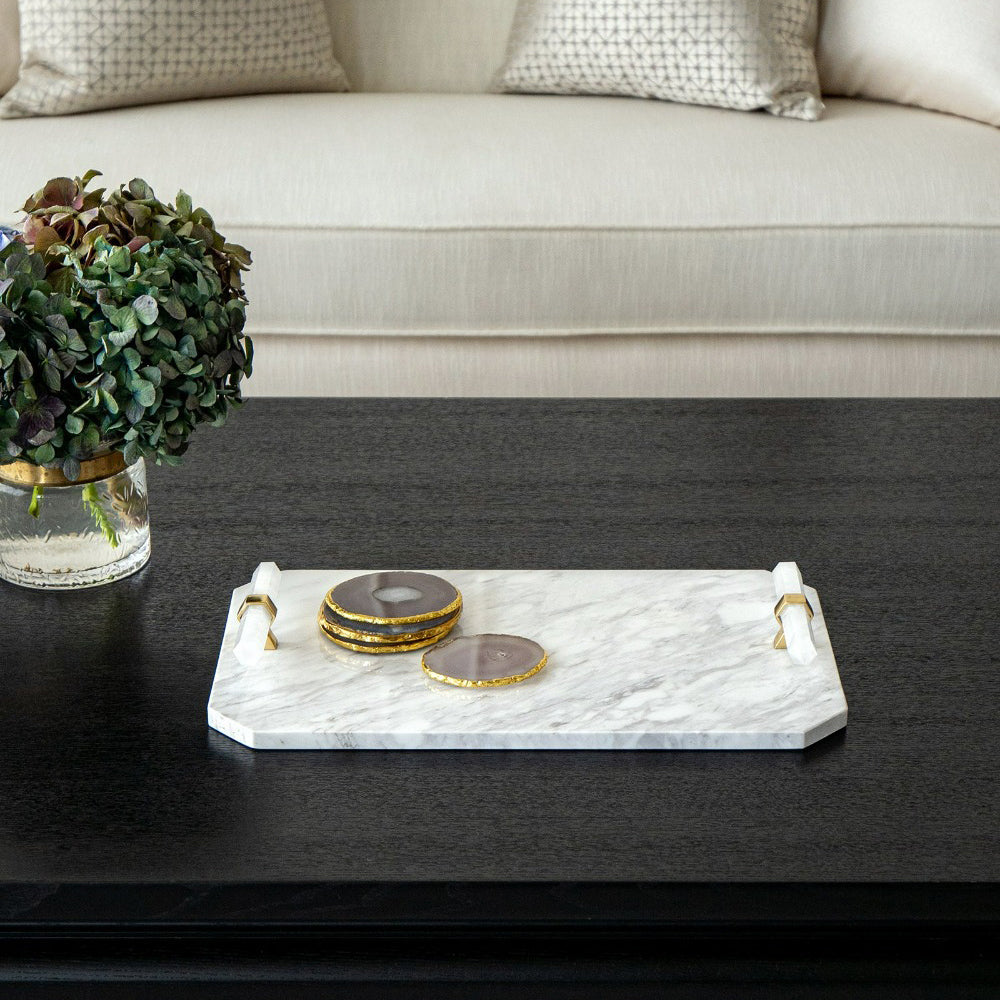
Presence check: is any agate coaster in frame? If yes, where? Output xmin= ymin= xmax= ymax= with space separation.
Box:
xmin=321 ymin=603 xmax=461 ymax=637
xmin=325 ymin=571 xmax=462 ymax=626
xmin=319 ymin=610 xmax=460 ymax=644
xmin=422 ymin=634 xmax=547 ymax=688
xmin=318 ymin=571 xmax=462 ymax=655
xmin=318 ymin=621 xmax=455 ymax=654
xmin=317 ymin=612 xmax=458 ymax=654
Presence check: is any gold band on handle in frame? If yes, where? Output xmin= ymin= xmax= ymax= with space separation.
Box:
xmin=238 ymin=594 xmax=278 ymax=650
xmin=0 ymin=451 xmax=127 ymax=487
xmin=238 ymin=594 xmax=277 ymax=623
xmin=772 ymin=592 xmax=814 ymax=650
xmin=773 ymin=593 xmax=814 ymax=622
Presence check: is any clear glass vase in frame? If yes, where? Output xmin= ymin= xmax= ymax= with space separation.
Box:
xmin=0 ymin=453 xmax=151 ymax=589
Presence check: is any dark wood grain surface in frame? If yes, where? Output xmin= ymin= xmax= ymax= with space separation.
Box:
xmin=1 ymin=398 xmax=998 ymax=993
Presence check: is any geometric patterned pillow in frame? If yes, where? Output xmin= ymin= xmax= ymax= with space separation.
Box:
xmin=494 ymin=0 xmax=824 ymax=121
xmin=0 ymin=0 xmax=349 ymax=119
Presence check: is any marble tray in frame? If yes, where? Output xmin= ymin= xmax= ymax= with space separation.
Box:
xmin=208 ymin=568 xmax=847 ymax=750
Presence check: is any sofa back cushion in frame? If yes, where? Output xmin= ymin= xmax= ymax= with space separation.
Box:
xmin=325 ymin=0 xmax=517 ymax=92
xmin=0 ymin=0 xmax=18 ymax=95
xmin=817 ymin=0 xmax=1000 ymax=127
xmin=0 ymin=0 xmax=516 ymax=96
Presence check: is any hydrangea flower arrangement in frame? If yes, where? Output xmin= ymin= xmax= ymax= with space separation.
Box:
xmin=0 ymin=171 xmax=253 ymax=492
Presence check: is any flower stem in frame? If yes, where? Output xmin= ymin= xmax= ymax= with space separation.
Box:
xmin=28 ymin=485 xmax=43 ymax=518
xmin=81 ymin=483 xmax=120 ymax=548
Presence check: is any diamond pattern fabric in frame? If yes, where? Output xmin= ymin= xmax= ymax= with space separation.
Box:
xmin=494 ymin=0 xmax=823 ymax=120
xmin=0 ymin=0 xmax=349 ymax=119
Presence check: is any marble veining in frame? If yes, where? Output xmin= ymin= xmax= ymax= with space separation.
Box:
xmin=207 ymin=568 xmax=848 ymax=750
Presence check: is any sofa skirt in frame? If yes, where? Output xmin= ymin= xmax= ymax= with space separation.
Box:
xmin=244 ymin=332 xmax=1000 ymax=397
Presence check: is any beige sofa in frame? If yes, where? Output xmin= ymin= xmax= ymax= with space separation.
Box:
xmin=1 ymin=0 xmax=998 ymax=396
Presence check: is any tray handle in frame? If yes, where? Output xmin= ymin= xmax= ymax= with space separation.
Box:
xmin=234 ymin=562 xmax=282 ymax=664
xmin=771 ymin=562 xmax=818 ymax=665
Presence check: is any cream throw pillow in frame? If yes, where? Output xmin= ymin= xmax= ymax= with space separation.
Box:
xmin=494 ymin=0 xmax=824 ymax=120
xmin=818 ymin=0 xmax=1000 ymax=127
xmin=0 ymin=0 xmax=349 ymax=118
xmin=0 ymin=0 xmax=18 ymax=95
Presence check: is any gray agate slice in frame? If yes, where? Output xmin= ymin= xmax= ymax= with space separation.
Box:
xmin=422 ymin=634 xmax=547 ymax=688
xmin=327 ymin=571 xmax=461 ymax=626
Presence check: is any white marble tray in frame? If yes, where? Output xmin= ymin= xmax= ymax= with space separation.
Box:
xmin=207 ymin=568 xmax=847 ymax=750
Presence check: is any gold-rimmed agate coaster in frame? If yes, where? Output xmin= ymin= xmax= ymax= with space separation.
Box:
xmin=318 ymin=621 xmax=453 ymax=655
xmin=324 ymin=571 xmax=462 ymax=629
xmin=320 ymin=600 xmax=461 ymax=638
xmin=422 ymin=634 xmax=547 ymax=689
xmin=317 ymin=571 xmax=462 ymax=655
xmin=319 ymin=610 xmax=459 ymax=645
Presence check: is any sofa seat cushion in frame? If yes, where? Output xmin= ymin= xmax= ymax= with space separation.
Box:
xmin=0 ymin=93 xmax=997 ymax=339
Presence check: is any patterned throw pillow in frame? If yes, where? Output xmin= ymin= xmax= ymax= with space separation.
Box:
xmin=494 ymin=0 xmax=824 ymax=120
xmin=0 ymin=0 xmax=349 ymax=119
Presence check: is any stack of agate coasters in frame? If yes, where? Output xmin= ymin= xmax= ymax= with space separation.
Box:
xmin=422 ymin=634 xmax=547 ymax=688
xmin=319 ymin=571 xmax=462 ymax=653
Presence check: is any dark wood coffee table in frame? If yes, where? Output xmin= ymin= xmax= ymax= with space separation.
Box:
xmin=2 ymin=398 xmax=998 ymax=997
